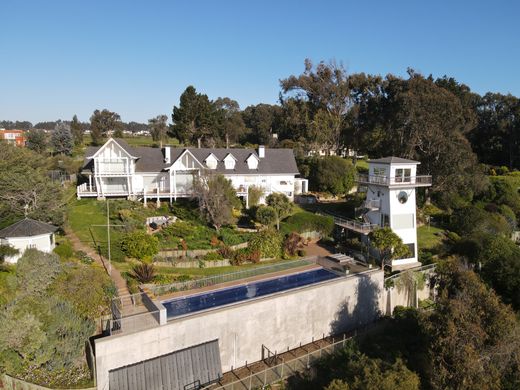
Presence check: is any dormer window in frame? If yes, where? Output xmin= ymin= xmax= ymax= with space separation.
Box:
xmin=223 ymin=153 xmax=237 ymax=170
xmin=205 ymin=153 xmax=218 ymax=170
xmin=246 ymin=154 xmax=259 ymax=170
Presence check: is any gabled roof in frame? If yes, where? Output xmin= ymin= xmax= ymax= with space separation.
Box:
xmin=87 ymin=138 xmax=138 ymax=159
xmin=82 ymin=142 xmax=299 ymax=175
xmin=368 ymin=156 xmax=420 ymax=165
xmin=223 ymin=153 xmax=237 ymax=161
xmin=246 ymin=153 xmax=260 ymax=162
xmin=204 ymin=153 xmax=219 ymax=162
xmin=0 ymin=218 xmax=58 ymax=238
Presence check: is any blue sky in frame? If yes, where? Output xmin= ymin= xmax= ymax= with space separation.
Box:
xmin=1 ymin=0 xmax=519 ymax=123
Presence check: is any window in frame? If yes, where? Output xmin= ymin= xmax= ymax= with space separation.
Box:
xmin=280 ymin=181 xmax=288 ymax=185
xmin=380 ymin=214 xmax=390 ymax=227
xmin=223 ymin=154 xmax=236 ymax=170
xmin=405 ymin=243 xmax=415 ymax=258
xmin=373 ymin=167 xmax=386 ymax=176
xmin=395 ymin=168 xmax=411 ymax=183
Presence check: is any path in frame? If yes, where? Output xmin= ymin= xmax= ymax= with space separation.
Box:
xmin=65 ymin=226 xmax=131 ymax=298
xmin=305 ymin=240 xmax=335 ymax=257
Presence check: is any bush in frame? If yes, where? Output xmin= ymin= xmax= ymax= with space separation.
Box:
xmin=218 ymin=245 xmax=234 ymax=259
xmin=16 ymin=249 xmax=62 ymax=296
xmin=130 ymin=263 xmax=156 ymax=283
xmin=249 ymin=229 xmax=283 ymax=259
xmin=281 ymin=211 xmax=334 ymax=236
xmin=53 ymin=240 xmax=74 ymax=259
xmin=75 ymin=250 xmax=93 ymax=264
xmin=203 ymin=251 xmax=224 ymax=261
xmin=283 ymin=232 xmax=304 ymax=257
xmin=230 ymin=248 xmax=260 ymax=265
xmin=120 ymin=230 xmax=159 ymax=262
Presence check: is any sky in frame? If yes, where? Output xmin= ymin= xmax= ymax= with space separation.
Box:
xmin=1 ymin=0 xmax=519 ymax=124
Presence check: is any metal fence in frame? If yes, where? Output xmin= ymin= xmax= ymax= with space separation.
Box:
xmin=148 ymin=257 xmax=318 ymax=296
xmin=203 ymin=334 xmax=353 ymax=390
xmin=384 ymin=263 xmax=436 ymax=284
xmin=109 ymin=292 xmax=162 ymax=335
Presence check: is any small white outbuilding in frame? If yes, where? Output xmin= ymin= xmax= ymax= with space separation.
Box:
xmin=0 ymin=218 xmax=58 ymax=263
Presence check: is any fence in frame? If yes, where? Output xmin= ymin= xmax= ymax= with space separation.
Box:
xmin=109 ymin=292 xmax=162 ymax=335
xmin=146 ymin=257 xmax=318 ymax=296
xmin=203 ymin=334 xmax=354 ymax=390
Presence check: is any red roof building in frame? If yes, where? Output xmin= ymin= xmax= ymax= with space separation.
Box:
xmin=0 ymin=129 xmax=26 ymax=146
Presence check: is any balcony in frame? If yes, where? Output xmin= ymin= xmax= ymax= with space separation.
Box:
xmin=94 ymin=159 xmax=131 ymax=175
xmin=357 ymin=174 xmax=432 ymax=187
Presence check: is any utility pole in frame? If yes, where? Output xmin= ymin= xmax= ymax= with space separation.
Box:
xmin=92 ymin=199 xmax=124 ymax=276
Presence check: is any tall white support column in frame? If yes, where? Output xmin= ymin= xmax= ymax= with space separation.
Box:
xmin=173 ymin=170 xmax=177 ymax=201
xmin=144 ymin=187 xmax=147 ymax=207
xmin=156 ymin=186 xmax=160 ymax=208
xmin=169 ymin=171 xmax=173 ymax=204
xmin=88 ymin=175 xmax=92 ymax=192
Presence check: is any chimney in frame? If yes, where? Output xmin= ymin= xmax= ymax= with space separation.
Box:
xmin=258 ymin=145 xmax=265 ymax=158
xmin=164 ymin=146 xmax=171 ymax=164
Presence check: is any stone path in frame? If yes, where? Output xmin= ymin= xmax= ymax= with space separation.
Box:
xmin=304 ymin=240 xmax=335 ymax=257
xmin=65 ymin=227 xmax=131 ymax=299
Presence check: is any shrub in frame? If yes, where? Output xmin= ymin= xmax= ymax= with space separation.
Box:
xmin=297 ymin=249 xmax=306 ymax=257
xmin=249 ymin=229 xmax=283 ymax=258
xmin=153 ymin=273 xmax=176 ymax=285
xmin=218 ymin=245 xmax=234 ymax=259
xmin=16 ymin=249 xmax=62 ymax=296
xmin=75 ymin=250 xmax=93 ymax=264
xmin=248 ymin=185 xmax=264 ymax=207
xmin=255 ymin=205 xmax=277 ymax=227
xmin=130 ymin=263 xmax=156 ymax=283
xmin=282 ymin=211 xmax=334 ymax=236
xmin=203 ymin=251 xmax=224 ymax=261
xmin=120 ymin=230 xmax=159 ymax=262
xmin=283 ymin=232 xmax=304 ymax=257
xmin=230 ymin=248 xmax=260 ymax=265
xmin=53 ymin=240 xmax=74 ymax=259
xmin=0 ymin=244 xmax=19 ymax=263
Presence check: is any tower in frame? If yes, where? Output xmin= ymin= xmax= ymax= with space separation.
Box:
xmin=357 ymin=157 xmax=432 ymax=270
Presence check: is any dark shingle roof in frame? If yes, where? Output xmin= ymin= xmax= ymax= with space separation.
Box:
xmin=0 ymin=218 xmax=58 ymax=238
xmin=82 ymin=139 xmax=299 ymax=175
xmin=368 ymin=156 xmax=420 ymax=165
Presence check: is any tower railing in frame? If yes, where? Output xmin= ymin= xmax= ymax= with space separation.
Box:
xmin=357 ymin=174 xmax=432 ymax=187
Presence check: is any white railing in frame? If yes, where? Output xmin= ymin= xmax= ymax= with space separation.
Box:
xmin=95 ymin=158 xmax=130 ymax=175
xmin=357 ymin=174 xmax=432 ymax=186
xmin=321 ymin=212 xmax=378 ymax=234
xmin=364 ymin=199 xmax=380 ymax=210
xmin=77 ymin=183 xmax=97 ymax=194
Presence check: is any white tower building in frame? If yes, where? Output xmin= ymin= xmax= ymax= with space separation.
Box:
xmin=357 ymin=157 xmax=432 ymax=270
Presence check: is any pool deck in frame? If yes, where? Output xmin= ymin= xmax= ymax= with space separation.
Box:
xmin=157 ymin=263 xmax=322 ymax=301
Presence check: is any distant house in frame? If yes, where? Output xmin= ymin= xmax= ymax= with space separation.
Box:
xmin=0 ymin=129 xmax=26 ymax=147
xmin=78 ymin=138 xmax=308 ymax=205
xmin=0 ymin=218 xmax=58 ymax=263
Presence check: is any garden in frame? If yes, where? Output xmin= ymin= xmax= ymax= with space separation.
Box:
xmin=67 ymin=192 xmax=336 ymax=295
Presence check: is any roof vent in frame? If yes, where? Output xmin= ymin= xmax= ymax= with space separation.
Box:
xmin=164 ymin=146 xmax=171 ymax=164
xmin=258 ymin=145 xmax=265 ymax=158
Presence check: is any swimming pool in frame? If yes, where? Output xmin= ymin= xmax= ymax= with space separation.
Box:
xmin=161 ymin=268 xmax=340 ymax=319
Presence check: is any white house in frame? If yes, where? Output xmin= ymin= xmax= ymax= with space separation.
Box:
xmin=0 ymin=218 xmax=58 ymax=263
xmin=344 ymin=157 xmax=432 ymax=270
xmin=77 ymin=138 xmax=308 ymax=205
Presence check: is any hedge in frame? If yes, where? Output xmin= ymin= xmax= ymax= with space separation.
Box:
xmin=281 ymin=211 xmax=334 ymax=236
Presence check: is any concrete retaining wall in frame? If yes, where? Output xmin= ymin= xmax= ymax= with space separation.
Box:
xmin=95 ymin=269 xmax=384 ymax=389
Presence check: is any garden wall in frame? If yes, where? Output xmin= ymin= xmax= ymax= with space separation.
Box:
xmin=1 ymin=375 xmax=96 ymax=390
xmin=157 ymin=242 xmax=248 ymax=259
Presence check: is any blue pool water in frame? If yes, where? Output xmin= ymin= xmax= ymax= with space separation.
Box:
xmin=162 ymin=268 xmax=340 ymax=319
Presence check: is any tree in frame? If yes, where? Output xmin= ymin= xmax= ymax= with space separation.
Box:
xmin=248 ymin=228 xmax=283 ymax=258
xmin=280 ymin=59 xmax=352 ymax=154
xmin=90 ymin=109 xmax=123 ymax=145
xmin=120 ymin=230 xmax=159 ymax=262
xmin=255 ymin=205 xmax=277 ymax=227
xmin=0 ymin=143 xmax=66 ymax=225
xmin=214 ymin=97 xmax=246 ymax=147
xmin=266 ymin=193 xmax=293 ymax=230
xmin=51 ymin=121 xmax=73 ymax=155
xmin=369 ymin=227 xmax=411 ymax=266
xmin=148 ymin=114 xmax=169 ymax=144
xmin=171 ymin=86 xmax=219 ymax=147
xmin=26 ymin=129 xmax=47 ymax=153
xmin=350 ymin=71 xmax=487 ymax=205
xmin=424 ymin=260 xmax=520 ymax=389
xmin=70 ymin=114 xmax=83 ymax=146
xmin=247 ymin=185 xmax=264 ymax=208
xmin=0 ymin=244 xmax=19 ymax=264
xmin=193 ymin=173 xmax=241 ymax=231
xmin=308 ymin=156 xmax=356 ymax=196
xmin=242 ymin=103 xmax=283 ymax=145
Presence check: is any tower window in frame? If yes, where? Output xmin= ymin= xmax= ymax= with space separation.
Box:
xmin=395 ymin=168 xmax=411 ymax=183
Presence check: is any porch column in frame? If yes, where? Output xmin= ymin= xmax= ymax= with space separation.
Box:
xmin=169 ymin=170 xmax=173 ymax=204
xmin=88 ymin=174 xmax=92 ymax=192
xmin=173 ymin=169 xmax=177 ymax=201
xmin=156 ymin=186 xmax=160 ymax=208
xmin=144 ymin=187 xmax=147 ymax=207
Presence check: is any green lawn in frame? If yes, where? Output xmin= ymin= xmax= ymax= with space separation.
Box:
xmin=417 ymin=225 xmax=444 ymax=251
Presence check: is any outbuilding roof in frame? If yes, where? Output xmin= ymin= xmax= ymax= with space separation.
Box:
xmin=368 ymin=156 xmax=420 ymax=165
xmin=0 ymin=218 xmax=58 ymax=238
